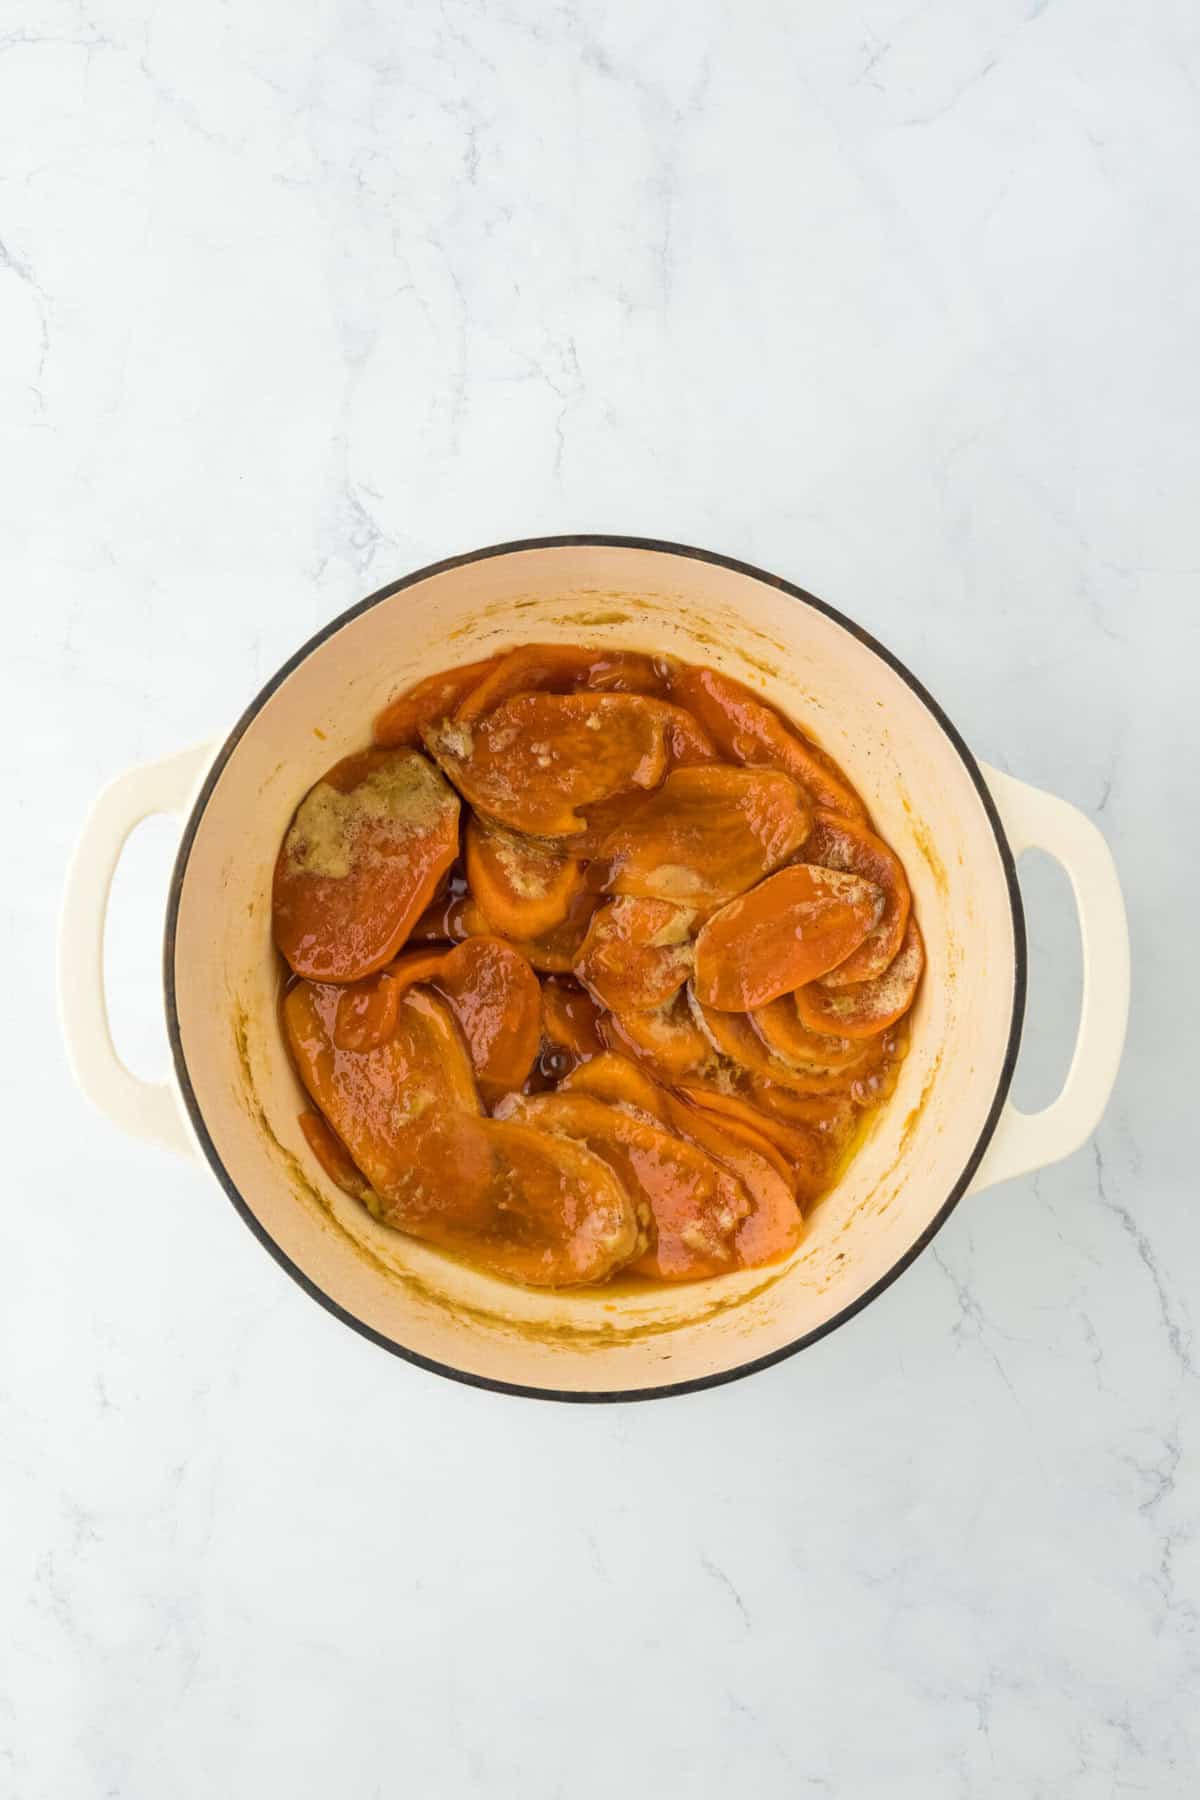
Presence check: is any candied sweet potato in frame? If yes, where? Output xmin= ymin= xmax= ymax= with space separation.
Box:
xmin=600 ymin=987 xmax=715 ymax=1082
xmin=298 ymin=1108 xmax=375 ymax=1203
xmin=277 ymin=641 xmax=927 ymax=1291
xmin=795 ymin=917 xmax=925 ymax=1038
xmin=286 ymin=981 xmax=637 ymax=1285
xmin=693 ymin=864 xmax=883 ymax=1010
xmin=423 ymin=693 xmax=668 ymax=837
xmin=461 ymin=1117 xmax=641 ymax=1286
xmin=749 ymin=997 xmax=870 ymax=1071
xmin=374 ymin=656 xmax=503 ymax=748
xmin=594 ymin=765 xmax=810 ymax=905
xmin=677 ymin=1083 xmax=845 ymax=1178
xmin=559 ymin=1051 xmax=671 ymax=1122
xmin=540 ymin=977 xmax=606 ymax=1059
xmin=500 ymin=1091 xmax=762 ymax=1281
xmin=285 ymin=979 xmax=481 ymax=1171
xmin=465 ymin=815 xmax=585 ymax=941
xmin=688 ymin=986 xmax=884 ymax=1096
xmin=333 ymin=937 xmax=541 ymax=1100
xmin=658 ymin=703 xmax=718 ymax=769
xmin=665 ymin=1093 xmax=797 ymax=1201
xmin=670 ymin=665 xmax=868 ymax=821
xmin=574 ymin=896 xmax=696 ymax=1011
xmin=455 ymin=643 xmax=667 ymax=721
xmin=803 ymin=811 xmax=911 ymax=986
xmin=425 ymin=937 xmax=542 ymax=1100
xmin=495 ymin=892 xmax=599 ymax=973
xmin=273 ymin=750 xmax=460 ymax=983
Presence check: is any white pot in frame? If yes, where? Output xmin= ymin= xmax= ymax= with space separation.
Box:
xmin=59 ymin=539 xmax=1129 ymax=1400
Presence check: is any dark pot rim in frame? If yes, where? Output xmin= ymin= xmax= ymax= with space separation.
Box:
xmin=163 ymin=534 xmax=1027 ymax=1405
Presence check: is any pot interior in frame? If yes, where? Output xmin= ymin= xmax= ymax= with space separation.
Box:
xmin=169 ymin=542 xmax=1019 ymax=1395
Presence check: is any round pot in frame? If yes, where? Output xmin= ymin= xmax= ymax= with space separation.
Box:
xmin=59 ymin=537 xmax=1129 ymax=1401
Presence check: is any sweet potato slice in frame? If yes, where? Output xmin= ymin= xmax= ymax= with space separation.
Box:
xmin=749 ymin=998 xmax=870 ymax=1071
xmin=335 ymin=937 xmax=541 ymax=1100
xmin=333 ymin=941 xmax=495 ymax=1048
xmin=273 ymin=750 xmax=461 ymax=983
xmin=373 ymin=656 xmax=503 ymax=748
xmin=677 ymin=1083 xmax=848 ymax=1174
xmin=414 ymin=884 xmax=597 ymax=974
xmin=594 ymin=766 xmax=810 ymax=905
xmin=804 ymin=811 xmax=911 ymax=986
xmin=577 ymin=707 xmax=718 ymax=847
xmin=450 ymin=639 xmax=706 ymax=770
xmin=574 ymin=897 xmax=696 ymax=1011
xmin=331 ymin=969 xmax=406 ymax=1052
xmin=688 ymin=987 xmax=883 ymax=1095
xmin=769 ymin=1019 xmax=908 ymax=1112
xmin=665 ymin=1093 xmax=794 ymax=1195
xmin=423 ymin=693 xmax=668 ymax=836
xmin=541 ymin=977 xmax=606 ymax=1059
xmin=693 ymin=864 xmax=883 ymax=1010
xmin=600 ymin=988 xmax=715 ymax=1082
xmin=352 ymin=1108 xmax=641 ymax=1287
xmin=560 ymin=1051 xmax=670 ymax=1123
xmin=669 ymin=1097 xmax=828 ymax=1217
xmin=569 ymin=792 xmax=641 ymax=858
xmin=748 ymin=1082 xmax=861 ymax=1144
xmin=285 ymin=982 xmax=636 ymax=1286
xmin=455 ymin=643 xmax=667 ymax=720
xmin=654 ymin=702 xmax=718 ymax=769
xmin=664 ymin=1095 xmax=808 ymax=1248
xmin=795 ymin=917 xmax=925 ymax=1038
xmin=427 ymin=937 xmax=542 ymax=1100
xmin=462 ymin=1118 xmax=641 ymax=1285
xmin=373 ymin=946 xmax=452 ymax=994
xmin=500 ymin=1091 xmax=754 ymax=1281
xmin=465 ymin=815 xmax=585 ymax=941
xmin=496 ymin=892 xmax=599 ymax=973
xmin=298 ymin=1109 xmax=375 ymax=1203
xmin=285 ymin=979 xmax=481 ymax=1184
xmin=331 ymin=946 xmax=454 ymax=1051
xmin=669 ymin=1112 xmax=801 ymax=1257
xmin=670 ymin=665 xmax=868 ymax=821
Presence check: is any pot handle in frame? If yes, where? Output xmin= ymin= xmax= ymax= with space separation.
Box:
xmin=968 ymin=763 xmax=1129 ymax=1194
xmin=59 ymin=743 xmax=214 ymax=1159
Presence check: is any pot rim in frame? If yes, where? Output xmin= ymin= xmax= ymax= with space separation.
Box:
xmin=163 ymin=534 xmax=1027 ymax=1404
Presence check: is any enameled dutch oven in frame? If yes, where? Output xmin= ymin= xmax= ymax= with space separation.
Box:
xmin=59 ymin=538 xmax=1130 ymax=1401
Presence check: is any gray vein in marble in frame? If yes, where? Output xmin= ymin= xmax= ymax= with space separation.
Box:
xmin=0 ymin=231 xmax=51 ymax=413
xmin=898 ymin=0 xmax=1055 ymax=128
xmin=931 ymin=1241 xmax=1027 ymax=1419
xmin=698 ymin=1551 xmax=752 ymax=1631
xmin=1094 ymin=1143 xmax=1196 ymax=1381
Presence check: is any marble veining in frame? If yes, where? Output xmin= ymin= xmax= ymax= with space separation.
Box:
xmin=4 ymin=0 xmax=1197 ymax=1794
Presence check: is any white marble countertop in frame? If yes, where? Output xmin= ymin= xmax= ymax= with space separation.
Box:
xmin=5 ymin=1 xmax=1197 ymax=1793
